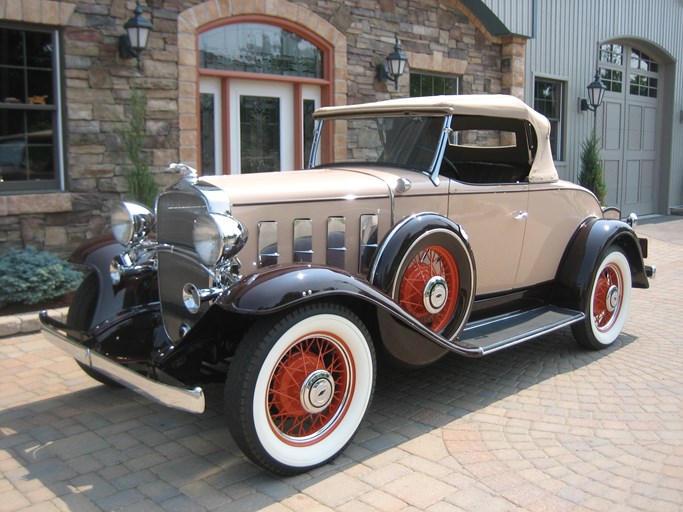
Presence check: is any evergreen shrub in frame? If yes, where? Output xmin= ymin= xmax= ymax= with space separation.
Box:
xmin=578 ymin=134 xmax=608 ymax=205
xmin=0 ymin=247 xmax=82 ymax=308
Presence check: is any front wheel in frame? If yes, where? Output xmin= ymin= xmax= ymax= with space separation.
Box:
xmin=572 ymin=246 xmax=632 ymax=349
xmin=225 ymin=303 xmax=376 ymax=475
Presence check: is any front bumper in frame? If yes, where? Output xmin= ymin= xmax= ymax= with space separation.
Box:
xmin=39 ymin=311 xmax=205 ymax=414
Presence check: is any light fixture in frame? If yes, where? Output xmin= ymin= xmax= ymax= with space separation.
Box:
xmin=580 ymin=70 xmax=608 ymax=112
xmin=376 ymin=36 xmax=409 ymax=90
xmin=119 ymin=0 xmax=152 ymax=70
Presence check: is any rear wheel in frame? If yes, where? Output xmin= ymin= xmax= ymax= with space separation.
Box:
xmin=68 ymin=273 xmax=122 ymax=387
xmin=572 ymin=247 xmax=632 ymax=349
xmin=225 ymin=303 xmax=375 ymax=475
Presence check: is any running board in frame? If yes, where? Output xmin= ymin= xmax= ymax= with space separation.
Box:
xmin=459 ymin=306 xmax=584 ymax=355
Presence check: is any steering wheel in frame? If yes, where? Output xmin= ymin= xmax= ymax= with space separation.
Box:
xmin=440 ymin=156 xmax=458 ymax=178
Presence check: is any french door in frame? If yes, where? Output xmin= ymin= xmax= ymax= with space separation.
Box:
xmin=200 ymin=78 xmax=320 ymax=175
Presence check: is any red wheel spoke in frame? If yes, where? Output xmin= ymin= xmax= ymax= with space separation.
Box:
xmin=268 ymin=333 xmax=350 ymax=441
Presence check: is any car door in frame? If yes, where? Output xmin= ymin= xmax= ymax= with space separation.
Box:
xmin=448 ymin=180 xmax=529 ymax=295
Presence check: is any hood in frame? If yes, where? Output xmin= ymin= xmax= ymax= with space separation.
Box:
xmin=198 ymin=168 xmax=400 ymax=207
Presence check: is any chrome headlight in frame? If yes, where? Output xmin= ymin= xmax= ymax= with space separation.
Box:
xmin=111 ymin=201 xmax=156 ymax=246
xmin=193 ymin=213 xmax=248 ymax=266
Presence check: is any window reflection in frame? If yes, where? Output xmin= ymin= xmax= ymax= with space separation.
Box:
xmin=199 ymin=23 xmax=323 ymax=78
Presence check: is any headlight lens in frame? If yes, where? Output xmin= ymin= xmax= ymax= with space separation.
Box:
xmin=111 ymin=201 xmax=156 ymax=246
xmin=193 ymin=213 xmax=248 ymax=266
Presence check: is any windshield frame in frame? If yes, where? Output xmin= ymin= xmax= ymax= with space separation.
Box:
xmin=309 ymin=114 xmax=452 ymax=186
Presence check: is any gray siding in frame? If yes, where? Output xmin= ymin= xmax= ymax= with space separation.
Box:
xmin=484 ymin=0 xmax=683 ymax=212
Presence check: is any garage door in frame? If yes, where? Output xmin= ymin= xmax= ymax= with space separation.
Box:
xmin=597 ymin=43 xmax=659 ymax=215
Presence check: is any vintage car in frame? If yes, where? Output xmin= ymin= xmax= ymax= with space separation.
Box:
xmin=40 ymin=94 xmax=654 ymax=475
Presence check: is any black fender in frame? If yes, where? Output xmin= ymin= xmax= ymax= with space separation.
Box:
xmin=213 ymin=264 xmax=483 ymax=359
xmin=552 ymin=217 xmax=649 ymax=312
xmin=69 ymin=234 xmax=158 ymax=327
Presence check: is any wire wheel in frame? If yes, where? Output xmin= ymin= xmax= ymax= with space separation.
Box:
xmin=592 ymin=262 xmax=623 ymax=333
xmin=268 ymin=334 xmax=351 ymax=444
xmin=225 ymin=303 xmax=375 ymax=475
xmin=398 ymin=245 xmax=459 ymax=333
xmin=572 ymin=246 xmax=632 ymax=349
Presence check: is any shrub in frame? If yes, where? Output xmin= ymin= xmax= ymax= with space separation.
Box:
xmin=0 ymin=247 xmax=82 ymax=308
xmin=578 ymin=134 xmax=607 ymax=205
xmin=116 ymin=87 xmax=158 ymax=208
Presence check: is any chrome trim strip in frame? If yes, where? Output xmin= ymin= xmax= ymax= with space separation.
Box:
xmin=39 ymin=312 xmax=205 ymax=414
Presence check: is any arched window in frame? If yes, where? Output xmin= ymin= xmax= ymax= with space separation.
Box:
xmin=199 ymin=23 xmax=323 ymax=78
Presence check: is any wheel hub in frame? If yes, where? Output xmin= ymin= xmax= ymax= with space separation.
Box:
xmin=606 ymin=284 xmax=620 ymax=312
xmin=423 ymin=276 xmax=448 ymax=314
xmin=300 ymin=370 xmax=335 ymax=414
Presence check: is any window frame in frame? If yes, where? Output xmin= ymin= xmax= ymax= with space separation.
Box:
xmin=533 ymin=76 xmax=566 ymax=162
xmin=409 ymin=71 xmax=461 ymax=97
xmin=0 ymin=23 xmax=65 ymax=194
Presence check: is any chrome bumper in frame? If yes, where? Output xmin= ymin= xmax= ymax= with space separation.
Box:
xmin=39 ymin=311 xmax=205 ymax=414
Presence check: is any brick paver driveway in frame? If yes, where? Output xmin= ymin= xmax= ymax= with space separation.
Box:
xmin=1 ymin=218 xmax=681 ymax=512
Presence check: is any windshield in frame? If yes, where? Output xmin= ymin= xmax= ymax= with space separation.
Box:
xmin=314 ymin=115 xmax=446 ymax=173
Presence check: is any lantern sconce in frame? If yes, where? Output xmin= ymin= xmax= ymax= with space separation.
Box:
xmin=118 ymin=0 xmax=152 ymax=70
xmin=580 ymin=70 xmax=608 ymax=112
xmin=376 ymin=36 xmax=409 ymax=91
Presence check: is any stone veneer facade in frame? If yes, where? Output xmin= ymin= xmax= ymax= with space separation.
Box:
xmin=0 ymin=0 xmax=526 ymax=256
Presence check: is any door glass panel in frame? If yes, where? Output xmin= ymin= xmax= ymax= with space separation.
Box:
xmin=240 ymin=95 xmax=280 ymax=173
xmin=303 ymin=99 xmax=315 ymax=168
xmin=200 ymin=93 xmax=216 ymax=175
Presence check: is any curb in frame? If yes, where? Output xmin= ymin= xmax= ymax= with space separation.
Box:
xmin=0 ymin=307 xmax=68 ymax=338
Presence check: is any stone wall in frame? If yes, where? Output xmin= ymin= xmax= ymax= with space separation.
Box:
xmin=0 ymin=0 xmax=522 ymax=257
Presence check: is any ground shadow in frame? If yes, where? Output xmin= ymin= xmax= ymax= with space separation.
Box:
xmin=0 ymin=327 xmax=637 ymax=510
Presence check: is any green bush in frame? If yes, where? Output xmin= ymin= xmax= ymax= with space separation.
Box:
xmin=0 ymin=247 xmax=82 ymax=308
xmin=578 ymin=134 xmax=607 ymax=205
xmin=116 ymin=87 xmax=158 ymax=208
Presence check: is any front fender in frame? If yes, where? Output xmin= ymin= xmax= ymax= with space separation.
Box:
xmin=70 ymin=234 xmax=158 ymax=327
xmin=214 ymin=265 xmax=483 ymax=357
xmin=552 ymin=217 xmax=648 ymax=311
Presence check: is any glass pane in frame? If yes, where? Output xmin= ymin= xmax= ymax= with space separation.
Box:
xmin=240 ymin=95 xmax=280 ymax=173
xmin=0 ymin=67 xmax=26 ymax=104
xmin=25 ymin=31 xmax=53 ymax=68
xmin=200 ymin=93 xmax=216 ymax=175
xmin=27 ymin=69 xmax=52 ymax=104
xmin=599 ymin=68 xmax=623 ymax=93
xmin=303 ymin=99 xmax=315 ymax=168
xmin=534 ymin=80 xmax=558 ymax=118
xmin=599 ymin=44 xmax=623 ymax=65
xmin=0 ymin=28 xmax=24 ymax=66
xmin=199 ymin=23 xmax=322 ymax=78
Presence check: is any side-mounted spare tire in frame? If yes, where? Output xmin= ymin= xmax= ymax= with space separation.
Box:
xmin=370 ymin=214 xmax=475 ymax=342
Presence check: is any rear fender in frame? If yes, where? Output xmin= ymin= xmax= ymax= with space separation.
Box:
xmin=552 ymin=217 xmax=648 ymax=311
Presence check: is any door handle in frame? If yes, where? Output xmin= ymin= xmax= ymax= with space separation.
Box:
xmin=513 ymin=211 xmax=528 ymax=220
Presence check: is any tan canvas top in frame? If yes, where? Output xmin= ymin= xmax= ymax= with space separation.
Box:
xmin=314 ymin=95 xmax=558 ymax=182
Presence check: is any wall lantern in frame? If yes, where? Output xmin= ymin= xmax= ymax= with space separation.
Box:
xmin=580 ymin=70 xmax=608 ymax=136
xmin=580 ymin=70 xmax=608 ymax=112
xmin=376 ymin=36 xmax=409 ymax=90
xmin=119 ymin=0 xmax=152 ymax=70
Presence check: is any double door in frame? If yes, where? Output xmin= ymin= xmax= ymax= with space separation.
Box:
xmin=200 ymin=78 xmax=320 ymax=175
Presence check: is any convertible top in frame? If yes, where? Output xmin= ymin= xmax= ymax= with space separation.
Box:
xmin=314 ymin=94 xmax=558 ymax=182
